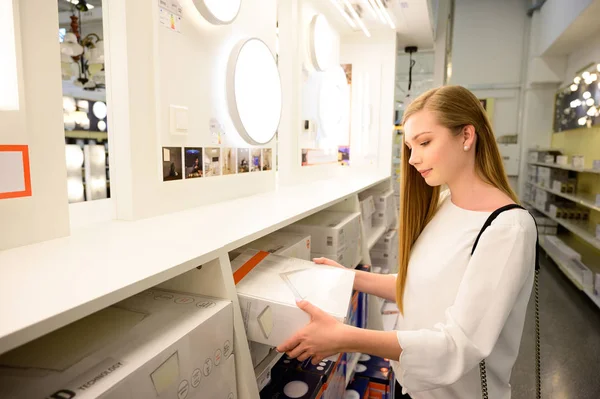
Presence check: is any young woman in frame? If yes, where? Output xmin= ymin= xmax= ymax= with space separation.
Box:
xmin=276 ymin=86 xmax=537 ymax=398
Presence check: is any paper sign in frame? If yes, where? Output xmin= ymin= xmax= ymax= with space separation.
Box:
xmin=0 ymin=145 xmax=31 ymax=199
xmin=158 ymin=0 xmax=182 ymax=33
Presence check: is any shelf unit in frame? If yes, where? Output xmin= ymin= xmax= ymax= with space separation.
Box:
xmin=0 ymin=173 xmax=392 ymax=399
xmin=367 ymin=225 xmax=387 ymax=250
xmin=523 ymin=200 xmax=600 ymax=250
xmin=528 ymin=161 xmax=600 ymax=174
xmin=526 ymin=182 xmax=600 ymax=212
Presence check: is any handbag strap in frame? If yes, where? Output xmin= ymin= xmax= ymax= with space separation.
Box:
xmin=470 ymin=204 xmax=541 ymax=399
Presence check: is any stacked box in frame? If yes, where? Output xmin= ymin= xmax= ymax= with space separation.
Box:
xmin=362 ymin=189 xmax=396 ymax=229
xmin=371 ymin=230 xmax=399 ymax=273
xmin=556 ymin=155 xmax=569 ymax=166
xmin=354 ymin=355 xmax=396 ymax=399
xmin=284 ymin=211 xmax=362 ymax=268
xmin=346 ymin=377 xmax=370 ymax=398
xmin=231 ymin=250 xmax=354 ymax=347
xmin=527 ymin=165 xmax=538 ymax=183
xmin=230 ymin=231 xmax=312 ymax=262
xmin=0 ymin=289 xmax=235 ymax=399
xmin=544 ymin=236 xmax=593 ymax=288
xmin=360 ymin=196 xmax=376 ymax=239
xmin=573 ymin=155 xmax=585 ymax=169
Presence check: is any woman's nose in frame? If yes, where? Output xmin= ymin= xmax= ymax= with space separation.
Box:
xmin=409 ymin=150 xmax=420 ymax=166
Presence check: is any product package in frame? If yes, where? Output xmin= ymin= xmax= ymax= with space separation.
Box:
xmin=283 ymin=211 xmax=362 ymax=268
xmin=232 ymin=250 xmax=355 ymax=346
xmin=360 ymin=195 xmax=376 ymax=238
xmin=593 ymin=160 xmax=600 ymax=170
xmin=572 ymin=155 xmax=585 ymax=169
xmin=556 ymin=155 xmax=569 ymax=166
xmin=361 ymin=189 xmax=396 ymax=229
xmin=346 ymin=377 xmax=371 ymax=399
xmin=0 ymin=289 xmax=234 ymax=399
xmin=354 ymin=355 xmax=396 ymax=399
xmin=229 ymin=231 xmax=311 ymax=262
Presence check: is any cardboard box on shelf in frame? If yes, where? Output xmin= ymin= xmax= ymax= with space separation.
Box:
xmin=354 ymin=355 xmax=395 ymax=399
xmin=360 ymin=196 xmax=376 ymax=219
xmin=232 ymin=250 xmax=355 ymax=347
xmin=556 ymin=155 xmax=569 ymax=166
xmin=0 ymin=289 xmax=234 ymax=399
xmin=312 ymin=238 xmax=361 ymax=268
xmin=573 ymin=155 xmax=585 ymax=169
xmin=544 ymin=236 xmax=582 ymax=263
xmin=346 ymin=376 xmax=370 ymax=398
xmin=593 ymin=160 xmax=600 ymax=170
xmin=544 ymin=154 xmax=555 ymax=164
xmin=283 ymin=211 xmax=361 ymax=255
xmin=230 ymin=231 xmax=312 ymax=262
xmin=373 ymin=230 xmax=398 ymax=254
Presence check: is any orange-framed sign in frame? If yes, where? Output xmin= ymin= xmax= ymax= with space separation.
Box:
xmin=0 ymin=145 xmax=32 ymax=200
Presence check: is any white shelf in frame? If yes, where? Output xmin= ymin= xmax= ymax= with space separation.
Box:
xmin=0 ymin=173 xmax=390 ymax=355
xmin=367 ymin=225 xmax=387 ymax=250
xmin=523 ymin=201 xmax=600 ymax=251
xmin=528 ymin=161 xmax=600 ymax=174
xmin=345 ymin=352 xmax=361 ymax=387
xmin=527 ymin=182 xmax=600 ymax=212
xmin=538 ymin=238 xmax=584 ymax=290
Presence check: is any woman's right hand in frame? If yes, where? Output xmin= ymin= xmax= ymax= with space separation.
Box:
xmin=313 ymin=257 xmax=345 ymax=269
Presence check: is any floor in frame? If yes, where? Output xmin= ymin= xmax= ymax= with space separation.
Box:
xmin=511 ymin=255 xmax=600 ymax=398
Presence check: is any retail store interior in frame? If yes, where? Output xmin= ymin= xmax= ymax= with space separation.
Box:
xmin=1 ymin=0 xmax=600 ymax=398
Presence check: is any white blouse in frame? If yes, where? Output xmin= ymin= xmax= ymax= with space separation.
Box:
xmin=390 ymin=192 xmax=537 ymax=399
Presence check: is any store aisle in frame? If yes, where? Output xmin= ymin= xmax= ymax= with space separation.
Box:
xmin=511 ymin=255 xmax=600 ymax=398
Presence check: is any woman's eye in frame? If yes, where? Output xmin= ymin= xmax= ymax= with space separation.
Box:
xmin=420 ymin=141 xmax=430 ymax=147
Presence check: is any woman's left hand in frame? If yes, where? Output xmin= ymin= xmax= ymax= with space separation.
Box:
xmin=276 ymin=300 xmax=350 ymax=365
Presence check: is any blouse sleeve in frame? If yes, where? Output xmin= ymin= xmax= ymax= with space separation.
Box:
xmin=394 ymin=217 xmax=536 ymax=392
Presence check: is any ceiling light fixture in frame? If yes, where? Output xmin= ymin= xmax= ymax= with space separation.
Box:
xmin=374 ymin=0 xmax=396 ymax=29
xmin=64 ymin=0 xmax=94 ymax=10
xmin=583 ymin=91 xmax=591 ymax=99
xmin=327 ymin=0 xmax=357 ymax=29
xmin=570 ymin=84 xmax=578 ymax=91
xmin=574 ymin=76 xmax=581 ymax=84
xmin=193 ymin=0 xmax=241 ymax=25
xmin=342 ymin=0 xmax=371 ymax=37
xmin=365 ymin=0 xmax=385 ymax=22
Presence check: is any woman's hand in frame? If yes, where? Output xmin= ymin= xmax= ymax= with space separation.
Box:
xmin=276 ymin=300 xmax=350 ymax=365
xmin=313 ymin=257 xmax=345 ymax=269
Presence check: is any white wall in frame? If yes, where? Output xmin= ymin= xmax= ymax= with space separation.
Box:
xmin=340 ymin=30 xmax=397 ymax=175
xmin=0 ymin=0 xmax=70 ymax=250
xmin=107 ymin=0 xmax=278 ymax=220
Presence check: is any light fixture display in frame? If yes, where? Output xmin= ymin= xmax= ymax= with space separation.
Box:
xmin=318 ymin=66 xmax=350 ymax=144
xmin=570 ymin=84 xmax=578 ymax=91
xmin=193 ymin=0 xmax=241 ymax=25
xmin=93 ymin=101 xmax=107 ymax=120
xmin=0 ymin=0 xmax=19 ymax=110
xmin=227 ymin=38 xmax=282 ymax=145
xmin=309 ymin=14 xmax=334 ymax=72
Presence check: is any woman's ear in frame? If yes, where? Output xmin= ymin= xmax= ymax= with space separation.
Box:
xmin=462 ymin=125 xmax=476 ymax=150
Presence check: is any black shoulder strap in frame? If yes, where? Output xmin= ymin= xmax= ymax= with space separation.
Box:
xmin=470 ymin=204 xmax=540 ymax=271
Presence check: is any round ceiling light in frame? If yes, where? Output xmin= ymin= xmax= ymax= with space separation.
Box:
xmin=309 ymin=14 xmax=334 ymax=72
xmin=93 ymin=101 xmax=107 ymax=120
xmin=227 ymin=38 xmax=282 ymax=145
xmin=193 ymin=0 xmax=241 ymax=25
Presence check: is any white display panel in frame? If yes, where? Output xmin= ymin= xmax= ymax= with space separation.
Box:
xmin=227 ymin=38 xmax=282 ymax=145
xmin=309 ymin=14 xmax=334 ymax=72
xmin=193 ymin=0 xmax=242 ymax=25
xmin=0 ymin=0 xmax=19 ymax=110
xmin=318 ymin=66 xmax=350 ymax=147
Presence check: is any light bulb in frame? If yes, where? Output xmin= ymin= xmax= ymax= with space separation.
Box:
xmin=582 ymin=71 xmax=591 ymax=79
xmin=592 ymin=73 xmax=598 ymax=82
xmin=578 ymin=117 xmax=587 ymax=126
xmin=587 ymin=106 xmax=597 ymax=117
xmin=583 ymin=91 xmax=591 ymax=99
xmin=586 ymin=98 xmax=594 ymax=106
xmin=570 ymin=84 xmax=578 ymax=91
xmin=597 ymin=64 xmax=600 ymax=73
xmin=585 ymin=77 xmax=593 ymax=85
xmin=574 ymin=76 xmax=582 ymax=84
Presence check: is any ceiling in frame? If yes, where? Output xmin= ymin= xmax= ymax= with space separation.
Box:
xmin=57 ymin=0 xmax=102 ymax=13
xmin=316 ymin=0 xmax=436 ymax=50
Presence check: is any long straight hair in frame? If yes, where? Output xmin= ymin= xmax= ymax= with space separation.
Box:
xmin=396 ymin=86 xmax=519 ymax=313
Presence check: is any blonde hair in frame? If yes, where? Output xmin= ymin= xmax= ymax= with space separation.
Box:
xmin=396 ymin=85 xmax=519 ymax=313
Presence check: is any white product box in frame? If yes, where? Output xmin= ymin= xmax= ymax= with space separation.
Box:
xmin=372 ymin=266 xmax=382 ymax=274
xmin=528 ymin=151 xmax=539 ymax=163
xmin=544 ymin=236 xmax=581 ymax=262
xmin=249 ymin=341 xmax=272 ymax=368
xmin=373 ymin=230 xmax=398 ymax=254
xmin=593 ymin=160 xmax=600 ymax=171
xmin=556 ymin=155 xmax=569 ymax=166
xmin=573 ymin=155 xmax=585 ymax=169
xmin=230 ymin=231 xmax=311 ymax=262
xmin=360 ymin=195 xmax=376 ymax=218
xmin=283 ymin=211 xmax=361 ymax=255
xmin=232 ymin=250 xmax=355 ymax=346
xmin=544 ymin=154 xmax=555 ymax=164
xmin=312 ymin=238 xmax=361 ymax=268
xmin=0 ymin=289 xmax=234 ymax=399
